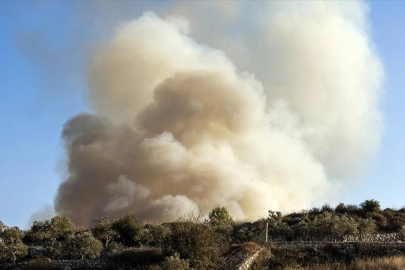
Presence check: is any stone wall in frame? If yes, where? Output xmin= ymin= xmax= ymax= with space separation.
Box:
xmin=52 ymin=259 xmax=107 ymax=269
xmin=237 ymin=248 xmax=263 ymax=270
xmin=343 ymin=233 xmax=400 ymax=242
xmin=270 ymin=233 xmax=402 ymax=243
xmin=273 ymin=241 xmax=405 ymax=254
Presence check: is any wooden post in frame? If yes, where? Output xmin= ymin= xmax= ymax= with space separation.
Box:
xmin=266 ymin=222 xmax=268 ymax=242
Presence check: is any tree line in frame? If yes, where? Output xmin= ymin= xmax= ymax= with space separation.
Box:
xmin=1 ymin=200 xmax=405 ymax=269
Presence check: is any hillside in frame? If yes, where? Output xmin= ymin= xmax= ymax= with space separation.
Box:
xmin=2 ymin=201 xmax=405 ymax=269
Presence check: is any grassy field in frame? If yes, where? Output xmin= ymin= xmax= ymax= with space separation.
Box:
xmin=251 ymin=245 xmax=405 ymax=270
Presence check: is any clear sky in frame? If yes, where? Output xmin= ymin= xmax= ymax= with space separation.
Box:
xmin=0 ymin=1 xmax=404 ymax=228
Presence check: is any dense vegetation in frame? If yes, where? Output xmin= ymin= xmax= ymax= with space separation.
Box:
xmin=2 ymin=200 xmax=405 ymax=269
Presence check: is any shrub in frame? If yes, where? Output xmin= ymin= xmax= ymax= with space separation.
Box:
xmin=141 ymin=224 xmax=171 ymax=247
xmin=27 ymin=220 xmax=52 ymax=242
xmin=357 ymin=218 xmax=376 ymax=241
xmin=105 ymin=241 xmax=125 ymax=255
xmin=92 ymin=216 xmax=118 ymax=248
xmin=0 ymin=226 xmax=28 ymax=263
xmin=370 ymin=212 xmax=387 ymax=229
xmin=49 ymin=216 xmax=75 ymax=242
xmin=112 ymin=215 xmax=143 ymax=246
xmin=398 ymin=225 xmax=405 ymax=241
xmin=108 ymin=247 xmax=163 ymax=265
xmin=232 ymin=219 xmax=266 ymax=243
xmin=321 ymin=204 xmax=334 ymax=213
xmin=335 ymin=203 xmax=348 ymax=214
xmin=361 ymin=199 xmax=381 ymax=213
xmin=27 ymin=216 xmax=75 ymax=244
xmin=163 ymin=222 xmax=223 ymax=269
xmin=24 ymin=258 xmax=58 ymax=270
xmin=60 ymin=231 xmax=103 ymax=259
xmin=161 ymin=253 xmax=189 ymax=270
xmin=208 ymin=207 xmax=233 ymax=223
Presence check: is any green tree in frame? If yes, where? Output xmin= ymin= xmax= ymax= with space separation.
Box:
xmin=0 ymin=226 xmax=28 ymax=263
xmin=335 ymin=203 xmax=348 ymax=214
xmin=161 ymin=253 xmax=190 ymax=270
xmin=358 ymin=218 xmax=376 ymax=240
xmin=61 ymin=232 xmax=103 ymax=260
xmin=112 ymin=215 xmax=143 ymax=246
xmin=268 ymin=210 xmax=282 ymax=222
xmin=331 ymin=215 xmax=358 ymax=240
xmin=0 ymin=221 xmax=5 ymax=233
xmin=163 ymin=222 xmax=222 ymax=269
xmin=49 ymin=216 xmax=75 ymax=242
xmin=28 ymin=220 xmax=52 ymax=242
xmin=360 ymin=199 xmax=381 ymax=213
xmin=209 ymin=207 xmax=233 ymax=223
xmin=321 ymin=204 xmax=334 ymax=213
xmin=297 ymin=212 xmax=357 ymax=241
xmin=141 ymin=224 xmax=172 ymax=247
xmin=92 ymin=216 xmax=118 ymax=248
xmin=267 ymin=210 xmax=291 ymax=240
xmin=398 ymin=225 xmax=405 ymax=241
xmin=29 ymin=217 xmax=75 ymax=243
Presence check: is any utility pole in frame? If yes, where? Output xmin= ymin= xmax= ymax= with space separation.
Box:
xmin=265 ymin=222 xmax=268 ymax=242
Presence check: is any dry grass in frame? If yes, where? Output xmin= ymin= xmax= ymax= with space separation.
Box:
xmin=243 ymin=242 xmax=260 ymax=255
xmin=351 ymin=255 xmax=405 ymax=270
xmin=282 ymin=256 xmax=405 ymax=270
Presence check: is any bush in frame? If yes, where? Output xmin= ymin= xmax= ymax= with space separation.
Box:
xmin=59 ymin=232 xmax=103 ymax=259
xmin=232 ymin=219 xmax=266 ymax=243
xmin=335 ymin=203 xmax=348 ymax=214
xmin=141 ymin=224 xmax=171 ymax=247
xmin=321 ymin=204 xmax=334 ymax=213
xmin=0 ymin=226 xmax=28 ymax=263
xmin=357 ymin=218 xmax=376 ymax=240
xmin=26 ymin=216 xmax=75 ymax=244
xmin=361 ymin=199 xmax=381 ymax=213
xmin=163 ymin=222 xmax=223 ymax=269
xmin=108 ymin=247 xmax=163 ymax=266
xmin=105 ymin=241 xmax=125 ymax=255
xmin=161 ymin=253 xmax=189 ymax=270
xmin=112 ymin=215 xmax=143 ymax=246
xmin=398 ymin=225 xmax=405 ymax=241
xmin=92 ymin=216 xmax=118 ymax=248
xmin=208 ymin=207 xmax=233 ymax=223
xmin=26 ymin=220 xmax=52 ymax=242
xmin=24 ymin=258 xmax=58 ymax=270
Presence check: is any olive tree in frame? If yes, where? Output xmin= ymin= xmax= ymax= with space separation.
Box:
xmin=112 ymin=215 xmax=143 ymax=246
xmin=92 ymin=216 xmax=118 ymax=248
xmin=28 ymin=220 xmax=52 ymax=242
xmin=358 ymin=218 xmax=376 ymax=240
xmin=141 ymin=224 xmax=172 ymax=247
xmin=28 ymin=216 xmax=75 ymax=243
xmin=0 ymin=226 xmax=28 ymax=263
xmin=0 ymin=221 xmax=5 ymax=233
xmin=398 ymin=225 xmax=405 ymax=241
xmin=267 ymin=210 xmax=291 ymax=240
xmin=331 ymin=215 xmax=358 ymax=240
xmin=360 ymin=199 xmax=381 ymax=213
xmin=61 ymin=232 xmax=103 ymax=260
xmin=297 ymin=212 xmax=357 ymax=241
xmin=49 ymin=216 xmax=75 ymax=242
xmin=163 ymin=222 xmax=222 ymax=269
xmin=161 ymin=253 xmax=190 ymax=270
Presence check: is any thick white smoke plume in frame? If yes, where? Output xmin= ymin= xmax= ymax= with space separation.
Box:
xmin=55 ymin=1 xmax=383 ymax=225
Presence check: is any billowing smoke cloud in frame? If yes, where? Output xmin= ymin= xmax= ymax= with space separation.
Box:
xmin=55 ymin=2 xmax=383 ymax=225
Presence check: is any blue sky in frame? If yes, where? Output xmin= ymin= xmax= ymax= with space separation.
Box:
xmin=0 ymin=1 xmax=404 ymax=228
